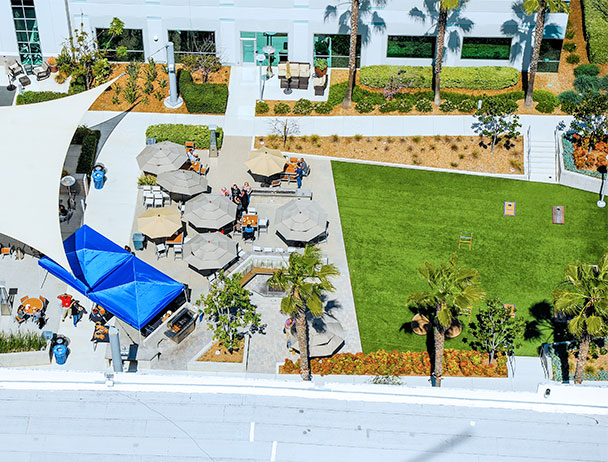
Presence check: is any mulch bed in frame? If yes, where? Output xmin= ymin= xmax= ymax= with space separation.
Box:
xmin=197 ymin=339 xmax=244 ymax=363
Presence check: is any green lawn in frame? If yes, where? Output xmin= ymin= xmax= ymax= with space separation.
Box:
xmin=333 ymin=162 xmax=608 ymax=356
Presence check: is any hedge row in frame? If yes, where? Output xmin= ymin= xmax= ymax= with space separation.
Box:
xmin=178 ymin=70 xmax=228 ymax=114
xmin=145 ymin=123 xmax=224 ymax=149
xmin=16 ymin=91 xmax=68 ymax=105
xmin=75 ymin=128 xmax=101 ymax=175
xmin=359 ymin=65 xmax=520 ymax=90
xmin=582 ymin=0 xmax=608 ymax=64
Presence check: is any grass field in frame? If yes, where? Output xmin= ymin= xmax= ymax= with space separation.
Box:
xmin=333 ymin=162 xmax=608 ymax=356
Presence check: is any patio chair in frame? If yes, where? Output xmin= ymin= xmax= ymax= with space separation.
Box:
xmin=1 ymin=247 xmax=11 ymax=258
xmin=253 ymin=245 xmax=262 ymax=253
xmin=161 ymin=191 xmax=171 ymax=205
xmin=20 ymin=296 xmax=27 ymax=304
xmin=270 ymin=179 xmax=281 ymax=188
xmin=258 ymin=217 xmax=269 ymax=233
xmin=7 ymin=60 xmax=24 ymax=79
xmin=248 ymin=207 xmax=257 ymax=215
xmin=144 ymin=195 xmax=154 ymax=209
xmin=263 ymin=247 xmax=273 ymax=253
xmin=208 ymin=273 xmax=217 ymax=283
xmin=34 ymin=61 xmax=50 ymax=81
xmin=143 ymin=186 xmax=152 ymax=192
xmin=287 ymin=247 xmax=297 ymax=253
xmin=153 ymin=193 xmax=163 ymax=208
xmin=173 ymin=244 xmax=183 ymax=260
xmin=151 ymin=186 xmax=161 ymax=192
xmin=155 ymin=243 xmax=167 ymax=259
xmin=275 ymin=248 xmax=285 ymax=254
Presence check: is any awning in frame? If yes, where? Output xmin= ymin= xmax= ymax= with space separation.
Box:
xmin=0 ymin=80 xmax=115 ymax=271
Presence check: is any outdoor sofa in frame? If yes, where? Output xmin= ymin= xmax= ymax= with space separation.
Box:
xmin=278 ymin=62 xmax=310 ymax=90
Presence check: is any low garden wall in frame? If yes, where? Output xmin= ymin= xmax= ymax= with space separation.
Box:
xmin=187 ymin=336 xmax=249 ymax=372
xmin=145 ymin=123 xmax=224 ymax=149
xmin=0 ymin=340 xmax=52 ymax=367
xmin=558 ymin=133 xmax=603 ymax=193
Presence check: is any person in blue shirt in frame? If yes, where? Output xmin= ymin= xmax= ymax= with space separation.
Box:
xmin=295 ymin=163 xmax=304 ymax=189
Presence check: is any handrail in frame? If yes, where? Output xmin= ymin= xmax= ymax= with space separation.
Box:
xmin=554 ymin=128 xmax=563 ymax=182
xmin=526 ymin=124 xmax=531 ymax=180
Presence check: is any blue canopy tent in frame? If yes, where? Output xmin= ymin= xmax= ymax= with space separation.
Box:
xmin=39 ymin=225 xmax=184 ymax=329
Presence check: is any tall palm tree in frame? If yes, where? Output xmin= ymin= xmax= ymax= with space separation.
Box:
xmin=432 ymin=0 xmax=463 ymax=106
xmin=342 ymin=0 xmax=360 ymax=109
xmin=553 ymin=252 xmax=608 ymax=384
xmin=269 ymin=245 xmax=340 ymax=381
xmin=407 ymin=254 xmax=485 ymax=387
xmin=522 ymin=0 xmax=569 ymax=108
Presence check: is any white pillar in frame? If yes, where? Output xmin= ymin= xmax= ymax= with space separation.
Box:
xmin=145 ymin=16 xmax=165 ymax=62
xmin=219 ymin=18 xmax=237 ymax=65
xmin=291 ymin=21 xmax=310 ymax=63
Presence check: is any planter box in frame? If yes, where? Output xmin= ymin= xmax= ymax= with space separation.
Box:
xmin=0 ymin=341 xmax=52 ymax=367
xmin=187 ymin=336 xmax=249 ymax=372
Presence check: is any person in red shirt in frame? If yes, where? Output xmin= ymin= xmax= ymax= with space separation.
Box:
xmin=57 ymin=293 xmax=73 ymax=322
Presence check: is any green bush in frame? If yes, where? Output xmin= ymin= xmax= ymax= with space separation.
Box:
xmin=16 ymin=91 xmax=68 ymax=105
xmin=178 ymin=70 xmax=228 ymax=114
xmin=359 ymin=65 xmax=519 ymax=90
xmin=355 ymin=100 xmax=376 ymax=113
xmin=558 ymin=90 xmax=583 ymax=114
xmin=0 ymin=331 xmax=46 ymax=353
xmin=76 ymin=129 xmax=101 ymax=175
xmin=273 ymin=102 xmax=290 ymax=114
xmin=566 ymin=54 xmax=581 ymax=64
xmin=396 ymin=99 xmax=413 ymax=113
xmin=415 ymin=99 xmax=433 ymax=113
xmin=582 ymin=0 xmax=608 ymax=63
xmin=314 ymin=102 xmax=334 ymax=114
xmin=255 ymin=101 xmax=270 ymax=114
xmin=327 ymin=82 xmax=348 ymax=106
xmin=292 ymin=98 xmax=314 ymax=115
xmin=439 ymin=100 xmax=456 ymax=112
xmin=378 ymin=101 xmax=398 ymax=113
xmin=145 ymin=124 xmax=224 ymax=149
xmin=72 ymin=125 xmax=91 ymax=144
xmin=563 ymin=42 xmax=577 ymax=53
xmin=565 ymin=29 xmax=575 ymax=40
xmin=457 ymin=99 xmax=478 ymax=112
xmin=601 ymin=75 xmax=608 ymax=91
xmin=533 ymin=90 xmax=560 ymax=105
xmin=574 ymin=75 xmax=601 ymax=94
xmin=535 ymin=100 xmax=557 ymax=113
xmin=574 ymin=64 xmax=600 ymax=77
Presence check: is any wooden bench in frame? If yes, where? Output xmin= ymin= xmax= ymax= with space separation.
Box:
xmin=240 ymin=267 xmax=279 ymax=287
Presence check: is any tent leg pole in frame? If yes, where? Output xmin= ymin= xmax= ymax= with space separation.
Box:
xmin=40 ymin=269 xmax=48 ymax=289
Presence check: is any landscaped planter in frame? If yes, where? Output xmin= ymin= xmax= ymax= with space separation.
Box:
xmin=0 ymin=340 xmax=52 ymax=367
xmin=187 ymin=336 xmax=249 ymax=372
xmin=546 ymin=343 xmax=608 ymax=382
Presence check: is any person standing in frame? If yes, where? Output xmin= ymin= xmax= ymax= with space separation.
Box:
xmin=58 ymin=293 xmax=73 ymax=322
xmin=230 ymin=184 xmax=241 ymax=203
xmin=295 ymin=163 xmax=304 ymax=189
xmin=239 ymin=188 xmax=249 ymax=214
xmin=70 ymin=300 xmax=86 ymax=327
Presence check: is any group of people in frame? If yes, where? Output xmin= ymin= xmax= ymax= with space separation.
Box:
xmin=292 ymin=158 xmax=308 ymax=189
xmin=58 ymin=292 xmax=87 ymax=327
xmin=220 ymin=182 xmax=253 ymax=220
xmin=15 ymin=303 xmax=46 ymax=329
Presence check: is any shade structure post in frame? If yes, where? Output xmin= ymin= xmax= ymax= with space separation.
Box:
xmin=164 ymin=42 xmax=183 ymax=109
xmin=109 ymin=326 xmax=123 ymax=373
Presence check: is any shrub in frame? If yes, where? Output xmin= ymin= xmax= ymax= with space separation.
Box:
xmin=292 ymin=98 xmax=314 ymax=115
xmin=378 ymin=101 xmax=397 ymax=113
xmin=558 ymin=90 xmax=583 ymax=114
xmin=563 ymin=42 xmax=577 ymax=53
xmin=76 ymin=129 xmax=101 ymax=175
xmin=354 ymin=134 xmax=363 ymax=141
xmin=137 ymin=174 xmax=157 ymax=186
xmin=355 ymin=100 xmax=376 ymax=113
xmin=16 ymin=91 xmax=68 ymax=105
xmin=566 ymin=54 xmax=581 ymax=64
xmin=582 ymin=0 xmax=608 ymax=63
xmin=457 ymin=99 xmax=478 ymax=112
xmin=533 ymin=89 xmax=560 ymax=105
xmin=359 ymin=65 xmax=519 ymax=90
xmin=314 ymin=102 xmax=334 ymax=114
xmin=396 ymin=99 xmax=413 ymax=113
xmin=415 ymin=99 xmax=433 ymax=113
xmin=179 ymin=70 xmax=229 ymax=114
xmin=255 ymin=101 xmax=270 ymax=114
xmin=601 ymin=75 xmax=608 ymax=91
xmin=574 ymin=75 xmax=601 ymax=94
xmin=574 ymin=64 xmax=600 ymax=77
xmin=535 ymin=100 xmax=557 ymax=113
xmin=145 ymin=123 xmax=224 ymax=149
xmin=123 ymin=80 xmax=139 ymax=104
xmin=565 ymin=29 xmax=575 ymax=40
xmin=143 ymin=80 xmax=154 ymax=95
xmin=273 ymin=102 xmax=290 ymax=114
xmin=327 ymin=82 xmax=347 ymax=106
xmin=439 ymin=100 xmax=456 ymax=112
xmin=310 ymin=134 xmax=319 ymax=143
xmin=0 ymin=331 xmax=46 ymax=353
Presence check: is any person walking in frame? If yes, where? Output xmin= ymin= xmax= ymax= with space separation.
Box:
xmin=58 ymin=293 xmax=73 ymax=322
xmin=70 ymin=300 xmax=86 ymax=327
xmin=295 ymin=163 xmax=304 ymax=189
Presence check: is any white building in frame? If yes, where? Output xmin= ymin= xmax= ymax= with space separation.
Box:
xmin=1 ymin=0 xmax=568 ymax=73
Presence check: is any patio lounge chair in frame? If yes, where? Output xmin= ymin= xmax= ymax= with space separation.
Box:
xmin=7 ymin=60 xmax=24 ymax=80
xmin=34 ymin=61 xmax=51 ymax=81
xmin=313 ymin=75 xmax=327 ymax=96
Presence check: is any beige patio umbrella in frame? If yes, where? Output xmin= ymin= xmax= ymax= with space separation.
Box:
xmin=136 ymin=141 xmax=188 ymax=175
xmin=245 ymin=147 xmax=286 ymax=176
xmin=275 ymin=199 xmax=328 ymax=242
xmin=287 ymin=314 xmax=345 ymax=358
xmin=183 ymin=194 xmax=237 ymax=230
xmin=184 ymin=232 xmax=238 ymax=271
xmin=157 ymin=169 xmax=208 ymax=196
xmin=137 ymin=206 xmax=182 ymax=239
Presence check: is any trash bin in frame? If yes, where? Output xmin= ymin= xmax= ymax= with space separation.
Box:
xmin=92 ymin=169 xmax=105 ymax=190
xmin=132 ymin=233 xmax=145 ymax=251
xmin=53 ymin=344 xmax=67 ymax=365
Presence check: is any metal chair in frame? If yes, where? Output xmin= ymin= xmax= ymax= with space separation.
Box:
xmin=263 ymin=247 xmax=273 ymax=253
xmin=153 ymin=193 xmax=163 ymax=208
xmin=253 ymin=245 xmax=262 ymax=253
xmin=155 ymin=243 xmax=167 ymax=259
xmin=258 ymin=217 xmax=269 ymax=233
xmin=144 ymin=195 xmax=154 ymax=209
xmin=173 ymin=244 xmax=183 ymax=260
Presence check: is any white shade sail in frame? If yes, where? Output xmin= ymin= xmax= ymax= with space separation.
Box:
xmin=0 ymin=80 xmax=115 ymax=271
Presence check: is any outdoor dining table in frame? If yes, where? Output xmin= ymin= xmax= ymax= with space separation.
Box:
xmin=21 ymin=297 xmax=43 ymax=314
xmin=241 ymin=215 xmax=258 ymax=228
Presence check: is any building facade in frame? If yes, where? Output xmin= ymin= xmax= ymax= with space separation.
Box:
xmin=0 ymin=0 xmax=568 ymax=73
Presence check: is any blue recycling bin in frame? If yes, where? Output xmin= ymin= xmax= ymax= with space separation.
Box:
xmin=53 ymin=344 xmax=67 ymax=365
xmin=92 ymin=170 xmax=105 ymax=190
xmin=132 ymin=233 xmax=145 ymax=251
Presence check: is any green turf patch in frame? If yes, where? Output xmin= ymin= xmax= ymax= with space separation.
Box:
xmin=332 ymin=162 xmax=608 ymax=356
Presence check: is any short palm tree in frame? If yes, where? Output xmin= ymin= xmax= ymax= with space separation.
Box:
xmin=343 ymin=0 xmax=360 ymax=109
xmin=269 ymin=245 xmax=340 ymax=381
xmin=432 ymin=0 xmax=464 ymax=106
xmin=407 ymin=254 xmax=485 ymax=386
xmin=553 ymin=252 xmax=608 ymax=384
xmin=522 ymin=0 xmax=569 ymax=108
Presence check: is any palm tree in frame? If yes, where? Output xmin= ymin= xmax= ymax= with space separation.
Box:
xmin=432 ymin=0 xmax=463 ymax=106
xmin=269 ymin=245 xmax=340 ymax=381
xmin=553 ymin=252 xmax=608 ymax=384
xmin=342 ymin=0 xmax=360 ymax=109
xmin=407 ymin=254 xmax=485 ymax=387
xmin=522 ymin=0 xmax=569 ymax=108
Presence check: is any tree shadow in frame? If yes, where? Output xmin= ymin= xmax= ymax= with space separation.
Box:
xmin=324 ymin=0 xmax=388 ymax=47
xmin=523 ymin=300 xmax=570 ymax=352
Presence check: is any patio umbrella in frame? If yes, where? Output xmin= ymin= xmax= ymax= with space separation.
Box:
xmin=184 ymin=232 xmax=238 ymax=271
xmin=157 ymin=169 xmax=208 ymax=197
xmin=136 ymin=141 xmax=188 ymax=175
xmin=183 ymin=194 xmax=237 ymax=230
xmin=245 ymin=148 xmax=286 ymax=177
xmin=288 ymin=314 xmax=345 ymax=358
xmin=275 ymin=199 xmax=328 ymax=242
xmin=137 ymin=206 xmax=182 ymax=239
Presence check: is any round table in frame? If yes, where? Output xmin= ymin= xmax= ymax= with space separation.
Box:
xmin=22 ymin=297 xmax=43 ymax=314
xmin=411 ymin=313 xmax=430 ymax=335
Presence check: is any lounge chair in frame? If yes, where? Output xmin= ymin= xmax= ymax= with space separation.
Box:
xmin=34 ymin=61 xmax=51 ymax=81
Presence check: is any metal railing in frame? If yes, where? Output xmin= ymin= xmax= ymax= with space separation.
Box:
xmin=525 ymin=125 xmax=532 ymax=180
xmin=554 ymin=128 xmax=563 ymax=182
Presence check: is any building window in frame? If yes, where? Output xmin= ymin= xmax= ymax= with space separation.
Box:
xmin=96 ymin=28 xmax=144 ymax=62
xmin=313 ymin=34 xmax=360 ymax=68
xmin=537 ymin=39 xmax=563 ymax=73
xmin=168 ymin=30 xmax=216 ymax=61
xmin=240 ymin=32 xmax=288 ymax=66
xmin=387 ymin=36 xmax=435 ymax=58
xmin=461 ymin=37 xmax=511 ymax=60
xmin=11 ymin=0 xmax=41 ymax=73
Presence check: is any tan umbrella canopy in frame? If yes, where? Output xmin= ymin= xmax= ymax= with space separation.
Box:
xmin=287 ymin=314 xmax=345 ymax=358
xmin=157 ymin=169 xmax=208 ymax=196
xmin=275 ymin=199 xmax=328 ymax=242
xmin=137 ymin=141 xmax=188 ymax=175
xmin=245 ymin=147 xmax=286 ymax=176
xmin=183 ymin=194 xmax=237 ymax=230
xmin=137 ymin=206 xmax=182 ymax=239
xmin=184 ymin=232 xmax=238 ymax=271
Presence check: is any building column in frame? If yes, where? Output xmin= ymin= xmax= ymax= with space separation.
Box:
xmin=145 ymin=16 xmax=165 ymax=62
xmin=291 ymin=20 xmax=310 ymax=63
xmin=219 ymin=18 xmax=237 ymax=65
xmin=361 ymin=29 xmax=385 ymax=67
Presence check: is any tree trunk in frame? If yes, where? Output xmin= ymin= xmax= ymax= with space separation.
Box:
xmin=342 ymin=0 xmax=359 ymax=109
xmin=433 ymin=8 xmax=448 ymax=106
xmin=574 ymin=334 xmax=590 ymax=384
xmin=489 ymin=350 xmax=495 ymax=365
xmin=433 ymin=322 xmax=446 ymax=387
xmin=295 ymin=309 xmax=311 ymax=381
xmin=491 ymin=133 xmax=497 ymax=154
xmin=525 ymin=2 xmax=546 ymax=108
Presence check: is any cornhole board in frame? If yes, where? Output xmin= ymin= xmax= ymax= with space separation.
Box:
xmin=504 ymin=304 xmax=515 ymax=318
xmin=552 ymin=206 xmax=564 ymax=224
xmin=503 ymin=201 xmax=516 ymax=216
